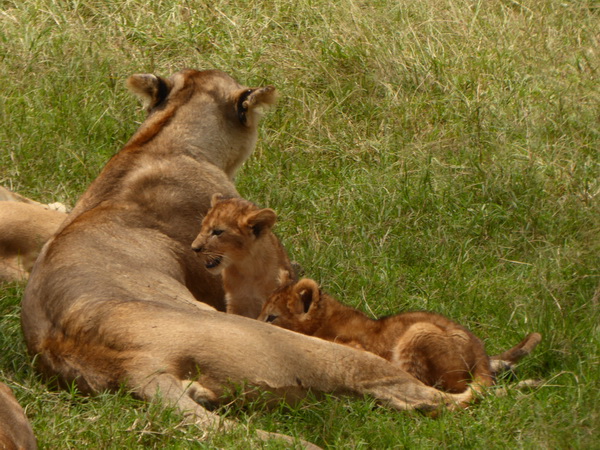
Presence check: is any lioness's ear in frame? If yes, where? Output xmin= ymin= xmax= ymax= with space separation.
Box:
xmin=236 ymin=86 xmax=277 ymax=127
xmin=244 ymin=208 xmax=277 ymax=237
xmin=126 ymin=74 xmax=173 ymax=112
xmin=293 ymin=279 xmax=320 ymax=315
xmin=210 ymin=193 xmax=225 ymax=208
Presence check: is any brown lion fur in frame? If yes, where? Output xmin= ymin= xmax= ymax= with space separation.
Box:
xmin=21 ymin=69 xmax=485 ymax=446
xmin=0 ymin=187 xmax=67 ymax=282
xmin=0 ymin=382 xmax=37 ymax=450
xmin=191 ymin=194 xmax=294 ymax=319
xmin=258 ymin=277 xmax=541 ymax=394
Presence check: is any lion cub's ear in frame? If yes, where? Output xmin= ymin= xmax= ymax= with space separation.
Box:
xmin=126 ymin=74 xmax=173 ymax=112
xmin=236 ymin=86 xmax=277 ymax=128
xmin=210 ymin=193 xmax=225 ymax=207
xmin=290 ymin=279 xmax=320 ymax=316
xmin=243 ymin=208 xmax=277 ymax=237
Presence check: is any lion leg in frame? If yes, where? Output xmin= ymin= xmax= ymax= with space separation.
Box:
xmin=134 ymin=372 xmax=320 ymax=448
xmin=179 ymin=315 xmax=480 ymax=412
xmin=354 ymin=374 xmax=476 ymax=411
xmin=135 ymin=372 xmax=229 ymax=429
xmin=0 ymin=201 xmax=67 ymax=281
xmin=0 ymin=185 xmax=69 ymax=212
xmin=116 ymin=313 xmax=477 ymax=429
xmin=180 ymin=379 xmax=220 ymax=407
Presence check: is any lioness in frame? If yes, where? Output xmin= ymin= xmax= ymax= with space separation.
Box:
xmin=191 ymin=194 xmax=294 ymax=318
xmin=0 ymin=187 xmax=67 ymax=282
xmin=0 ymin=381 xmax=37 ymax=450
xmin=258 ymin=277 xmax=542 ymax=393
xmin=21 ymin=69 xmax=482 ymax=445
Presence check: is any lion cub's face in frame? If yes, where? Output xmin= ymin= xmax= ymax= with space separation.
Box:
xmin=257 ymin=278 xmax=322 ymax=335
xmin=192 ymin=194 xmax=276 ymax=275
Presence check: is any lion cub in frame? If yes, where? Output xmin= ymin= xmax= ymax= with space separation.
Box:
xmin=192 ymin=194 xmax=294 ymax=319
xmin=258 ymin=278 xmax=495 ymax=393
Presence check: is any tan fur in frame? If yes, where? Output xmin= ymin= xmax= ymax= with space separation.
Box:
xmin=0 ymin=186 xmax=68 ymax=213
xmin=191 ymin=195 xmax=294 ymax=319
xmin=0 ymin=188 xmax=67 ymax=282
xmin=21 ymin=69 xmax=483 ymax=446
xmin=258 ymin=278 xmax=541 ymax=395
xmin=0 ymin=382 xmax=37 ymax=450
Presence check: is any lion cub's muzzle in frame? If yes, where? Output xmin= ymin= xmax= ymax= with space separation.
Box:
xmin=204 ymin=255 xmax=223 ymax=269
xmin=191 ymin=243 xmax=223 ymax=269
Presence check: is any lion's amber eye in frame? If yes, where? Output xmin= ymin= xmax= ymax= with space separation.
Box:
xmin=211 ymin=229 xmax=224 ymax=236
xmin=266 ymin=314 xmax=277 ymax=323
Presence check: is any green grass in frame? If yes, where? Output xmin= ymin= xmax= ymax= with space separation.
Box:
xmin=1 ymin=0 xmax=598 ymax=447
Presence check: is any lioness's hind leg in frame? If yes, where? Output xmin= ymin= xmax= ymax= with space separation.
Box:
xmin=136 ymin=372 xmax=231 ymax=430
xmin=136 ymin=373 xmax=320 ymax=448
xmin=180 ymin=379 xmax=219 ymax=408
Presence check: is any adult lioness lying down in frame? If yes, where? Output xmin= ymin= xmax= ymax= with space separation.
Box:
xmin=22 ymin=69 xmax=478 ymax=443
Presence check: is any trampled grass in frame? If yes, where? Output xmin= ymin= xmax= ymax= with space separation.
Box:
xmin=1 ymin=0 xmax=598 ymax=448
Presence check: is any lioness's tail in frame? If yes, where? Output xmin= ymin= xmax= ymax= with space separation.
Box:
xmin=490 ymin=333 xmax=542 ymax=375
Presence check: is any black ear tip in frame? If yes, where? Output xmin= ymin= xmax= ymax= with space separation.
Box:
xmin=154 ymin=77 xmax=171 ymax=107
xmin=237 ymin=89 xmax=253 ymax=125
xmin=126 ymin=73 xmax=172 ymax=112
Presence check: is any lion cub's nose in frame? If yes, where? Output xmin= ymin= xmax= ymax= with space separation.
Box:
xmin=191 ymin=244 xmax=203 ymax=253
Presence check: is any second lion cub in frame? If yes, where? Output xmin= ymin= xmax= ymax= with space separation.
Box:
xmin=258 ymin=278 xmax=540 ymax=393
xmin=192 ymin=194 xmax=294 ymax=319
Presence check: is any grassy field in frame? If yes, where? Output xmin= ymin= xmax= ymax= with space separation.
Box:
xmin=1 ymin=0 xmax=598 ymax=448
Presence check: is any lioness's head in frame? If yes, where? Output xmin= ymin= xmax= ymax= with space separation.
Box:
xmin=126 ymin=69 xmax=277 ymax=178
xmin=191 ymin=194 xmax=277 ymax=274
xmin=257 ymin=277 xmax=325 ymax=335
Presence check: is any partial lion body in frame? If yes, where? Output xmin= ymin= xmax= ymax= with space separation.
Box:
xmin=0 ymin=382 xmax=37 ymax=450
xmin=0 ymin=187 xmax=67 ymax=282
xmin=259 ymin=278 xmax=540 ymax=394
xmin=191 ymin=195 xmax=294 ymax=318
xmin=21 ymin=69 xmax=486 ymax=444
xmin=386 ymin=314 xmax=492 ymax=392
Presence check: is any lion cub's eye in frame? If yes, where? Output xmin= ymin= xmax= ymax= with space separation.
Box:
xmin=211 ymin=229 xmax=224 ymax=236
xmin=266 ymin=314 xmax=277 ymax=323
